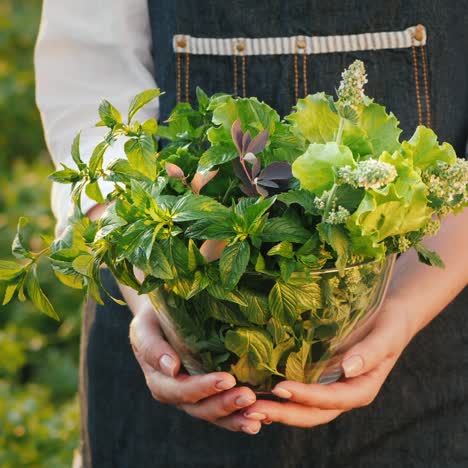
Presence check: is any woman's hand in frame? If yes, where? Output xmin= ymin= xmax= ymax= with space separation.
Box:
xmin=129 ymin=305 xmax=262 ymax=435
xmin=243 ymin=298 xmax=414 ymax=428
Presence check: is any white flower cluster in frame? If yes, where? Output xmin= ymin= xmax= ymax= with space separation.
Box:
xmin=313 ymin=191 xmax=328 ymax=210
xmin=422 ymin=218 xmax=441 ymax=238
xmin=397 ymin=235 xmax=412 ymax=253
xmin=337 ymin=60 xmax=368 ymax=110
xmin=324 ymin=205 xmax=350 ymax=224
xmin=338 ymin=159 xmax=398 ymax=190
xmin=423 ymin=159 xmax=468 ymax=211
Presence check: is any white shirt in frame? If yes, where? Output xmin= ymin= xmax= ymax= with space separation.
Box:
xmin=35 ymin=0 xmax=157 ymax=233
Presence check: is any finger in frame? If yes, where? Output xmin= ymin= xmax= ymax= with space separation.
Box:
xmin=129 ymin=311 xmax=180 ymax=377
xmin=147 ymin=369 xmax=236 ymax=406
xmin=340 ymin=308 xmax=409 ymax=379
xmin=214 ymin=412 xmax=262 ymax=435
xmin=271 ymin=356 xmax=395 ymax=410
xmin=244 ymin=400 xmax=343 ymax=428
xmin=180 ymin=386 xmax=257 ymax=422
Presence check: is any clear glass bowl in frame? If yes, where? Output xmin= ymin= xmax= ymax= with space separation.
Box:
xmin=149 ymin=254 xmax=396 ymax=391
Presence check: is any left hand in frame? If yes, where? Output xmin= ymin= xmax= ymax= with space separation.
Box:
xmin=243 ymin=299 xmax=415 ymax=428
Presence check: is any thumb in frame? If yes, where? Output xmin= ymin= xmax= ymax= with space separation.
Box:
xmin=129 ymin=310 xmax=181 ymax=378
xmin=340 ymin=317 xmax=401 ymax=379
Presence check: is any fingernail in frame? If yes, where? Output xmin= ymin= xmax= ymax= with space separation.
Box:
xmin=271 ymin=387 xmax=292 ymax=399
xmin=243 ymin=412 xmax=267 ymax=421
xmin=215 ymin=379 xmax=236 ymax=390
xmin=235 ymin=396 xmax=255 ymax=407
xmin=241 ymin=425 xmax=260 ymax=435
xmin=263 ymin=419 xmax=273 ymax=425
xmin=160 ymin=354 xmax=176 ymax=376
xmin=342 ymin=355 xmax=364 ymax=378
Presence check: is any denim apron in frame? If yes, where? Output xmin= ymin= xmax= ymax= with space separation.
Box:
xmin=80 ymin=2 xmax=468 ymax=467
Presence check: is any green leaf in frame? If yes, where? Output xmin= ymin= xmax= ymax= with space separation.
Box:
xmin=204 ymin=294 xmax=248 ymax=325
xmin=238 ymin=288 xmax=270 ymax=324
xmin=186 ymin=217 xmax=236 ymax=240
xmin=128 ymin=89 xmax=161 ymax=123
xmin=95 ymin=205 xmax=128 ymax=240
xmin=225 ymin=328 xmax=273 ymax=367
xmin=148 ymin=243 xmax=174 ymax=279
xmin=268 ymin=282 xmax=299 ymax=325
xmin=187 ymin=239 xmax=206 ymax=272
xmin=85 ymin=181 xmax=105 ymax=204
xmin=89 ymin=140 xmax=108 ymax=175
xmin=0 ymin=260 xmax=26 ymax=281
xmin=219 ymin=241 xmax=250 ymax=290
xmin=267 ymin=241 xmax=294 ymax=258
xmin=99 ymin=99 xmax=122 ymax=127
xmin=12 ymin=217 xmax=33 ymax=259
xmin=414 ymin=243 xmax=445 ymax=268
xmin=71 ymin=132 xmax=84 ymax=168
xmin=240 ymin=196 xmax=276 ymax=231
xmin=404 ymin=126 xmax=457 ymax=171
xmin=286 ymin=92 xmax=339 ymax=143
xmin=318 ymin=223 xmax=350 ymax=274
xmin=261 ymin=217 xmax=311 ymax=244
xmin=230 ymin=354 xmax=270 ymax=386
xmin=292 ymin=142 xmax=355 ymax=195
xmin=206 ymin=283 xmax=247 ymax=306
xmin=198 ymin=145 xmax=239 ymax=171
xmin=285 ymin=341 xmax=311 ymax=382
xmin=196 ymin=86 xmax=210 ymax=112
xmin=26 ymin=266 xmax=59 ymax=320
xmin=124 ymin=133 xmax=157 ymax=180
xmin=270 ymin=337 xmax=295 ymax=374
xmin=142 ymin=118 xmax=159 ymax=134
xmin=171 ymin=194 xmax=229 ymax=222
xmin=277 ymin=190 xmax=316 ymax=213
xmin=267 ymin=317 xmax=292 ymax=345
xmin=48 ymin=166 xmax=82 ymax=184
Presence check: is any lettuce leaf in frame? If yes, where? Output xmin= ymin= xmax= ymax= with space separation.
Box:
xmin=292 ymin=142 xmax=355 ymax=195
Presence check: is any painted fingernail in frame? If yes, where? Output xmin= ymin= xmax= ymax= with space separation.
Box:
xmin=215 ymin=379 xmax=236 ymax=390
xmin=243 ymin=412 xmax=267 ymax=421
xmin=342 ymin=355 xmax=364 ymax=378
xmin=235 ymin=396 xmax=256 ymax=407
xmin=241 ymin=425 xmax=260 ymax=435
xmin=271 ymin=387 xmax=292 ymax=399
xmin=159 ymin=354 xmax=176 ymax=376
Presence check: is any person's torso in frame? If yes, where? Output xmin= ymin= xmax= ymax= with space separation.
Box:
xmin=148 ymin=0 xmax=468 ymax=155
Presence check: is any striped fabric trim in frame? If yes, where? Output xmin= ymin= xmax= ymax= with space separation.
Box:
xmin=173 ymin=25 xmax=426 ymax=56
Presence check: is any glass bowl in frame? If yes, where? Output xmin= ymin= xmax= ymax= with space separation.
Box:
xmin=148 ymin=254 xmax=396 ymax=391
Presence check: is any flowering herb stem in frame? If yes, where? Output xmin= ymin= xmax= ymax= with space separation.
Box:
xmin=336 ymin=117 xmax=345 ymax=145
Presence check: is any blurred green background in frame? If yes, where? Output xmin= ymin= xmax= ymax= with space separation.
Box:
xmin=0 ymin=1 xmax=82 ymax=466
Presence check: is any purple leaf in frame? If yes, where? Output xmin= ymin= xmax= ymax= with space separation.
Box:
xmin=232 ymin=159 xmax=250 ymax=186
xmin=231 ymin=119 xmax=243 ymax=155
xmin=257 ymin=179 xmax=279 ymax=188
xmin=243 ymin=152 xmax=258 ymax=164
xmin=241 ymin=131 xmax=252 ymax=155
xmin=255 ymin=184 xmax=269 ymax=197
xmin=240 ymin=184 xmax=258 ymax=196
xmin=252 ymin=157 xmax=261 ymax=179
xmin=165 ymin=162 xmax=185 ymax=179
xmin=259 ymin=161 xmax=292 ymax=181
xmin=246 ymin=129 xmax=269 ymax=154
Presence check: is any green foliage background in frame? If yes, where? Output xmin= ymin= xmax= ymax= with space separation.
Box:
xmin=0 ymin=2 xmax=82 ymax=466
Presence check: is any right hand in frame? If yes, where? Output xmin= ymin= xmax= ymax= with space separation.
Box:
xmin=129 ymin=306 xmax=265 ymax=434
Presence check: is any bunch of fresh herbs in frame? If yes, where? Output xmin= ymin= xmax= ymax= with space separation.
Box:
xmin=1 ymin=61 xmax=466 ymax=389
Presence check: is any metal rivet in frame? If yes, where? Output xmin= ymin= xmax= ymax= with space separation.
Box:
xmin=236 ymin=41 xmax=245 ymax=52
xmin=414 ymin=24 xmax=425 ymax=42
xmin=296 ymin=38 xmax=306 ymax=49
xmin=176 ymin=38 xmax=187 ymax=49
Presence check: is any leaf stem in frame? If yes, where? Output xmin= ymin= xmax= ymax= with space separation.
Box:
xmin=335 ymin=116 xmax=345 ymax=145
xmin=323 ymin=183 xmax=338 ymax=220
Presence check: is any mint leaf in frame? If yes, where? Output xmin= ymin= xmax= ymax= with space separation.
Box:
xmin=99 ymin=99 xmax=122 ymax=128
xmin=285 ymin=341 xmax=311 ymax=382
xmin=225 ymin=328 xmax=273 ymax=367
xmin=71 ymin=132 xmax=85 ymax=169
xmin=318 ymin=223 xmax=350 ymax=274
xmin=85 ymin=181 xmax=105 ymax=204
xmin=124 ymin=133 xmax=157 ymax=180
xmin=172 ymin=194 xmax=229 ymax=222
xmin=414 ymin=243 xmax=445 ymax=268
xmin=261 ymin=217 xmax=311 ymax=244
xmin=0 ymin=260 xmax=26 ymax=282
xmin=26 ymin=266 xmax=60 ymax=320
xmin=219 ymin=241 xmax=250 ymax=290
xmin=89 ymin=140 xmax=108 ymax=175
xmin=267 ymin=241 xmax=294 ymax=258
xmin=49 ymin=166 xmax=82 ymax=184
xmin=12 ymin=217 xmax=33 ymax=259
xmin=128 ymin=89 xmax=161 ymax=123
xmin=238 ymin=288 xmax=270 ymax=324
xmin=198 ymin=145 xmax=238 ymax=171
xmin=268 ymin=281 xmax=299 ymax=325
xmin=277 ymin=190 xmax=316 ymax=213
